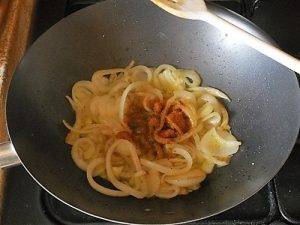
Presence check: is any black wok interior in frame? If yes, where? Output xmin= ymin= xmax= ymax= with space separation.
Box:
xmin=6 ymin=0 xmax=300 ymax=224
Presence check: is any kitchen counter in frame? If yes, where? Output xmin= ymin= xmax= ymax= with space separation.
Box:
xmin=0 ymin=0 xmax=35 ymax=218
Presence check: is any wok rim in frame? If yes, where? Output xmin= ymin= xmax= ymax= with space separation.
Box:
xmin=7 ymin=1 xmax=300 ymax=224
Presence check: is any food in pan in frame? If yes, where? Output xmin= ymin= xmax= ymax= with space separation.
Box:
xmin=63 ymin=62 xmax=241 ymax=198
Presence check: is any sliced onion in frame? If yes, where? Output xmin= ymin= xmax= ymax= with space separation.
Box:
xmin=200 ymin=160 xmax=215 ymax=174
xmin=189 ymin=87 xmax=230 ymax=101
xmin=219 ymin=105 xmax=230 ymax=129
xmin=200 ymin=127 xmax=241 ymax=157
xmin=90 ymin=95 xmax=120 ymax=121
xmin=174 ymin=90 xmax=197 ymax=106
xmin=87 ymin=158 xmax=128 ymax=197
xmin=108 ymin=81 xmax=128 ymax=95
xmin=174 ymin=123 xmax=203 ymax=143
xmin=155 ymin=184 xmax=180 ymax=199
xmin=106 ymin=140 xmax=146 ymax=198
xmin=72 ymin=81 xmax=97 ymax=105
xmin=165 ymin=178 xmax=200 ymax=187
xmin=194 ymin=134 xmax=230 ymax=166
xmin=125 ymin=61 xmax=135 ymax=69
xmin=201 ymin=112 xmax=221 ymax=126
xmin=119 ymin=81 xmax=150 ymax=125
xmin=65 ymin=95 xmax=77 ymax=111
xmin=197 ymin=102 xmax=214 ymax=119
xmin=130 ymin=65 xmax=153 ymax=82
xmin=156 ymin=96 xmax=177 ymax=131
xmin=153 ymin=65 xmax=185 ymax=92
xmin=141 ymin=147 xmax=192 ymax=176
xmin=159 ymin=70 xmax=183 ymax=91
xmin=177 ymin=69 xmax=201 ymax=88
xmin=146 ymin=169 xmax=160 ymax=197
xmin=71 ymin=138 xmax=97 ymax=171
xmin=91 ymin=69 xmax=125 ymax=93
xmin=180 ymin=102 xmax=198 ymax=127
xmin=165 ymin=169 xmax=206 ymax=187
xmin=112 ymin=166 xmax=124 ymax=177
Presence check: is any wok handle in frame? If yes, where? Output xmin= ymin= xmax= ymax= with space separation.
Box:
xmin=202 ymin=11 xmax=300 ymax=74
xmin=0 ymin=141 xmax=21 ymax=168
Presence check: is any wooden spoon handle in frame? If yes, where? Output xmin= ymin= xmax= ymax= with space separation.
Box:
xmin=202 ymin=11 xmax=300 ymax=74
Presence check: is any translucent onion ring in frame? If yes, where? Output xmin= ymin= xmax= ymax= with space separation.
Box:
xmin=87 ymin=158 xmax=128 ymax=197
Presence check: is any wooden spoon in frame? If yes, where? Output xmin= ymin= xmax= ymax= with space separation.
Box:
xmin=151 ymin=0 xmax=300 ymax=74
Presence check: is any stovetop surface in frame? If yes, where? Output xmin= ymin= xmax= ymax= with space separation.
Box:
xmin=2 ymin=1 xmax=299 ymax=224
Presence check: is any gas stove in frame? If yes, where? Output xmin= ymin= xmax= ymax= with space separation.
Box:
xmin=1 ymin=1 xmax=299 ymax=224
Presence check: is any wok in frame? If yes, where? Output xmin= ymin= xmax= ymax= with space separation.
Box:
xmin=1 ymin=0 xmax=300 ymax=224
